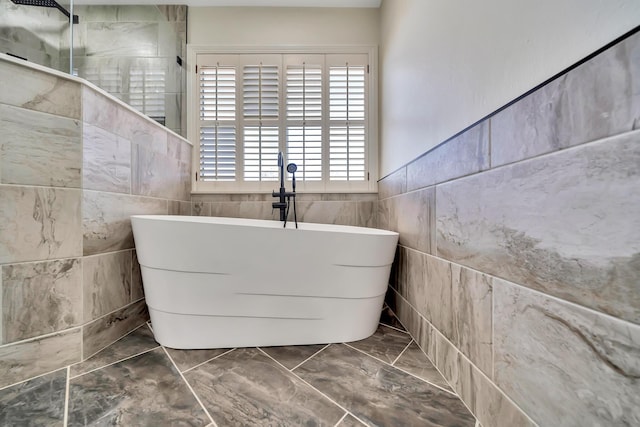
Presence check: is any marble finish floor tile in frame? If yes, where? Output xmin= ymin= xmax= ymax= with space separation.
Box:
xmin=380 ymin=305 xmax=407 ymax=331
xmin=68 ymin=347 xmax=209 ymax=426
xmin=70 ymin=324 xmax=158 ymax=377
xmin=394 ymin=342 xmax=452 ymax=392
xmin=0 ymin=368 xmax=67 ymax=426
xmin=296 ymin=344 xmax=476 ymax=427
xmin=348 ymin=324 xmax=412 ymax=363
xmin=185 ymin=348 xmax=344 ymax=426
xmin=338 ymin=414 xmax=367 ymax=426
xmin=260 ymin=344 xmax=327 ymax=370
xmin=165 ymin=347 xmax=231 ymax=372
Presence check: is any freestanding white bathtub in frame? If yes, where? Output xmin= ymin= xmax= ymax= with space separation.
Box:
xmin=130 ymin=215 xmax=399 ymax=349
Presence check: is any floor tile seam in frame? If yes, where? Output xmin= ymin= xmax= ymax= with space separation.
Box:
xmin=181 ymin=347 xmax=237 ymax=374
xmin=391 ymin=339 xmax=413 ymax=366
xmin=257 ymin=347 xmax=366 ymax=425
xmin=333 ymin=412 xmax=349 ymax=427
xmin=378 ymin=322 xmax=408 ymax=334
xmin=0 ymin=325 xmax=82 ymax=351
xmin=82 ymin=303 xmax=148 ymax=360
xmin=69 ymin=344 xmax=161 ymax=379
xmin=161 ymin=346 xmax=218 ymax=427
xmin=0 ymin=365 xmax=70 ymax=392
xmin=63 ymin=366 xmax=70 ymax=427
xmin=290 ymin=343 xmax=331 ymax=371
xmin=342 ymin=342 xmax=395 ymax=366
xmin=391 ymin=364 xmax=457 ymax=396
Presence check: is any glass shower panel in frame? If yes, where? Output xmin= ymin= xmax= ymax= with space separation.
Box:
xmin=0 ymin=0 xmax=74 ymax=73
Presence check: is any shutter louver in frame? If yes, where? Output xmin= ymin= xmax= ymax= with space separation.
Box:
xmin=199 ymin=66 xmax=237 ymax=181
xmin=329 ymin=64 xmax=366 ymax=181
xmin=130 ymin=68 xmax=166 ymax=121
xmin=244 ymin=126 xmax=279 ymax=181
xmin=286 ymin=63 xmax=322 ymax=181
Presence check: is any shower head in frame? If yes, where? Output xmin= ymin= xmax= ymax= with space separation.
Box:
xmin=287 ymin=163 xmax=297 ymax=174
xmin=11 ymin=0 xmax=79 ymax=23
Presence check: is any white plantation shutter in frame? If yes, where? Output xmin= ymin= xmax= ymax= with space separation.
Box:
xmin=129 ymin=68 xmax=166 ymax=122
xmin=192 ymin=50 xmax=374 ymax=192
xmin=243 ymin=63 xmax=280 ymax=181
xmin=198 ymin=65 xmax=237 ymax=180
xmin=286 ymin=61 xmax=323 ymax=181
xmin=329 ymin=60 xmax=367 ymax=181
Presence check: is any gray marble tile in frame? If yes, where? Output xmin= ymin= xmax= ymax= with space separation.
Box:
xmin=385 ymin=187 xmax=435 ymax=254
xmin=185 ymin=348 xmax=344 ymax=426
xmin=192 ymin=201 xmax=211 ymax=216
xmin=157 ymin=5 xmax=187 ymax=21
xmin=337 ymin=414 xmax=366 ymax=426
xmin=168 ymin=200 xmax=191 ymax=215
xmin=0 ymin=368 xmax=66 ymax=426
xmin=83 ymin=251 xmax=132 ymax=322
xmin=82 ymin=300 xmax=149 ymax=359
xmin=451 ymin=265 xmax=493 ymax=377
xmin=85 ymin=22 xmax=159 ymax=57
xmin=261 ymin=344 xmax=327 ymax=370
xmin=436 ymin=130 xmax=640 ymax=324
xmin=296 ymin=344 xmax=475 ymax=427
xmin=83 ymin=190 xmax=167 ymax=256
xmin=82 ymin=86 xmax=119 ymax=133
xmin=1 ymin=104 xmax=81 ymax=187
xmin=74 ymin=5 xmax=166 ymax=23
xmin=70 ymin=324 xmax=158 ymax=377
xmin=123 ymin=111 xmax=168 ymax=155
xmin=491 ymin=31 xmax=640 ymax=167
xmin=494 ymin=279 xmax=640 ymax=426
xmin=0 ymin=59 xmax=81 ymax=119
xmin=0 ymin=328 xmax=81 ymax=389
xmin=83 ymin=123 xmax=131 ymax=194
xmin=379 ymin=167 xmax=407 ymax=200
xmin=403 ymin=247 xmax=428 ymax=319
xmin=209 ymin=201 xmax=273 ymax=220
xmin=2 ymin=258 xmax=81 ymax=344
xmin=424 ymin=254 xmax=453 ymax=339
xmin=356 ymin=200 xmax=377 ymax=228
xmin=0 ymin=186 xmax=82 ymax=264
xmin=407 ymin=121 xmax=489 ymax=191
xmin=379 ymin=305 xmax=406 ymax=331
xmin=68 ymin=347 xmax=209 ymax=426
xmin=348 ymin=324 xmax=411 ymax=364
xmin=165 ymin=347 xmax=230 ymax=372
xmin=131 ymin=250 xmax=144 ymax=301
xmin=394 ymin=342 xmax=451 ymax=392
xmin=385 ymin=287 xmax=435 ymax=362
xmin=296 ymin=200 xmax=359 ymax=226
xmin=132 ymin=143 xmax=189 ymax=201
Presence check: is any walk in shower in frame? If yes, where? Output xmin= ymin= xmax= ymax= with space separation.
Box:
xmin=0 ymin=0 xmax=187 ymax=135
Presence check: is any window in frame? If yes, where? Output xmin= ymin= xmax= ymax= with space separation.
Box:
xmin=189 ymin=48 xmax=377 ymax=193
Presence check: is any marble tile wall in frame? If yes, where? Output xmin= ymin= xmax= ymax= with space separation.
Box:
xmin=64 ymin=5 xmax=187 ymax=136
xmin=191 ymin=193 xmax=378 ymax=228
xmin=378 ymin=29 xmax=640 ymax=426
xmin=0 ymin=55 xmax=192 ymax=389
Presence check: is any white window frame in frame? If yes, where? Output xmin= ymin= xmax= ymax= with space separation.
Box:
xmin=187 ymin=45 xmax=378 ymax=194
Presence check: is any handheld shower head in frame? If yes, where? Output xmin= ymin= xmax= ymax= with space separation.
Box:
xmin=287 ymin=163 xmax=298 ymax=192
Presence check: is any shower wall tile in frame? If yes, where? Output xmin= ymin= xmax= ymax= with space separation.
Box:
xmin=296 ymin=201 xmax=359 ymax=226
xmin=378 ymin=167 xmax=406 ymax=200
xmin=85 ymin=23 xmax=159 ymax=57
xmin=406 ymin=121 xmax=489 ymax=191
xmin=436 ymin=130 xmax=640 ymax=324
xmin=0 ymin=328 xmax=81 ymax=389
xmin=434 ymin=331 xmax=536 ymax=427
xmin=83 ymin=190 xmax=167 ymax=256
xmin=132 ymin=143 xmax=189 ymax=201
xmin=0 ymin=104 xmax=81 ymax=188
xmin=83 ymin=250 xmax=133 ymax=322
xmin=379 ymin=188 xmax=435 ymax=254
xmin=1 ymin=258 xmax=82 ymax=344
xmin=74 ymin=5 xmax=167 ymax=22
xmin=491 ymin=31 xmax=640 ymax=167
xmin=168 ymin=200 xmax=191 ymax=216
xmin=0 ymin=60 xmax=81 ymax=119
xmin=82 ymin=300 xmax=149 ymax=359
xmin=0 ymin=186 xmax=82 ymax=264
xmin=82 ymin=86 xmax=119 ymax=133
xmin=122 ymin=109 xmax=168 ymax=154
xmin=157 ymin=5 xmax=188 ymax=23
xmin=494 ymin=280 xmax=640 ymax=426
xmin=83 ymin=123 xmax=131 ymax=194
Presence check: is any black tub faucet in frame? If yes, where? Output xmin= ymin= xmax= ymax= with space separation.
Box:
xmin=272 ymin=152 xmax=298 ymax=227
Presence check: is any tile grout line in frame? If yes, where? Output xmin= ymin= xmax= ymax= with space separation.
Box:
xmin=81 ymin=319 xmax=149 ymax=362
xmin=391 ymin=339 xmax=413 ymax=366
xmin=69 ymin=345 xmax=161 ymax=380
xmin=333 ymin=412 xmax=348 ymax=427
xmin=63 ymin=366 xmax=70 ymax=427
xmin=290 ymin=344 xmax=331 ymax=371
xmin=181 ymin=348 xmax=237 ymax=374
xmin=0 ymin=366 xmax=72 ymax=392
xmin=343 ymin=342 xmax=393 ymax=367
xmin=378 ymin=322 xmax=408 ymax=334
xmin=161 ymin=346 xmax=218 ymax=427
xmin=257 ymin=347 xmax=369 ymax=427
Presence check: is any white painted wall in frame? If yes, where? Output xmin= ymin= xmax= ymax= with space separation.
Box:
xmin=188 ymin=7 xmax=379 ymax=45
xmin=379 ymin=0 xmax=640 ymax=176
